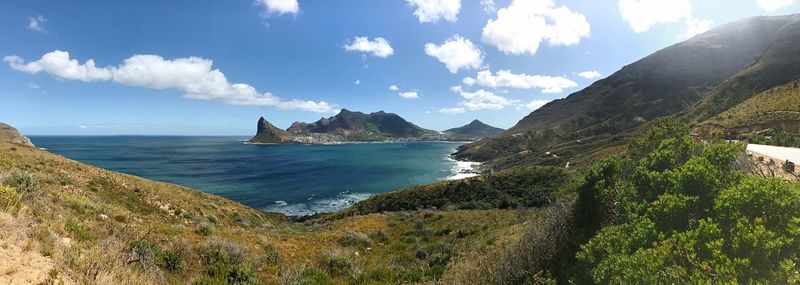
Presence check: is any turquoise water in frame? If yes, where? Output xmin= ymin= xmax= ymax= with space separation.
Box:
xmin=29 ymin=136 xmax=465 ymax=216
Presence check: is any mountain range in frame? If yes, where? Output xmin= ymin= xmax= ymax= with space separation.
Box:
xmin=455 ymin=14 xmax=800 ymax=170
xmin=250 ymin=109 xmax=504 ymax=144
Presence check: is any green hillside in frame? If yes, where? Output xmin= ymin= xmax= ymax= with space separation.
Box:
xmin=705 ymin=80 xmax=800 ymax=129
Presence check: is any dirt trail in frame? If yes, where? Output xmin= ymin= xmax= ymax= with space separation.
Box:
xmin=0 ymin=213 xmax=69 ymax=285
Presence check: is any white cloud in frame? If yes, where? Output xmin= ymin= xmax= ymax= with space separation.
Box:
xmin=450 ymin=85 xmax=519 ymax=111
xmin=463 ymin=70 xmax=577 ymax=93
xmin=482 ymin=0 xmax=590 ymax=55
xmin=439 ymin=107 xmax=465 ymax=114
xmin=27 ymin=83 xmax=40 ymax=89
xmin=424 ymin=35 xmax=483 ymax=73
xmin=577 ymin=70 xmax=602 ymax=79
xmin=481 ymin=0 xmax=497 ymax=14
xmin=28 ymin=15 xmax=46 ymax=32
xmin=399 ymin=91 xmax=419 ymax=99
xmin=5 ymin=50 xmax=335 ymax=113
xmin=388 ymin=85 xmax=400 ymax=91
xmin=526 ymin=99 xmax=551 ymax=110
xmin=406 ymin=0 xmax=461 ymax=23
xmin=344 ymin=37 xmax=394 ymax=58
xmin=618 ymin=0 xmax=691 ymax=33
xmin=4 ymin=51 xmax=113 ymax=82
xmin=354 ymin=79 xmax=361 ymax=85
xmin=682 ymin=18 xmax=713 ymax=38
xmin=618 ymin=0 xmax=713 ymax=39
xmin=757 ymin=0 xmax=794 ymax=11
xmin=255 ymin=0 xmax=299 ymax=15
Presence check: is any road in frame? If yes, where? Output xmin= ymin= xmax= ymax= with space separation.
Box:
xmin=747 ymin=144 xmax=800 ymax=163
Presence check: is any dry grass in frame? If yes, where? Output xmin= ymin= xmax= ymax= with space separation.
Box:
xmin=0 ymin=140 xmax=534 ymax=284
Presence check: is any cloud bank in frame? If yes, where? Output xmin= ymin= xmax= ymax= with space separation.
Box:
xmin=4 ymin=50 xmax=334 ymax=113
xmin=463 ymin=69 xmax=577 ymax=93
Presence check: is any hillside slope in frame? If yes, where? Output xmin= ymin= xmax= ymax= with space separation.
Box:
xmin=0 ymin=132 xmax=534 ymax=284
xmin=704 ymin=80 xmax=800 ymax=131
xmin=455 ymin=14 xmax=800 ymax=170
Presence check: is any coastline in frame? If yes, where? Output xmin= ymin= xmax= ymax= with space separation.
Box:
xmin=267 ymin=149 xmax=482 ymax=217
xmin=245 ymin=139 xmax=475 ymax=146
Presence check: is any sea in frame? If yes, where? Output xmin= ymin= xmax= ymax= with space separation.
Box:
xmin=29 ymin=136 xmax=476 ymax=216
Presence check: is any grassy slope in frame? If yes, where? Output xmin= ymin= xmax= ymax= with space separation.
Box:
xmin=705 ymin=80 xmax=800 ymax=128
xmin=0 ymin=139 xmax=532 ymax=284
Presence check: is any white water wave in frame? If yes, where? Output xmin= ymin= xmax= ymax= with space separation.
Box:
xmin=262 ymin=192 xmax=372 ymax=217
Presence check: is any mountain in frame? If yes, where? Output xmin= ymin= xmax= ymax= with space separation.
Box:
xmin=251 ymin=109 xmax=447 ymax=143
xmin=0 ymin=123 xmax=34 ymax=147
xmin=249 ymin=117 xmax=291 ymax=143
xmin=443 ymin=120 xmax=504 ymax=141
xmin=454 ymin=14 xmax=800 ymax=169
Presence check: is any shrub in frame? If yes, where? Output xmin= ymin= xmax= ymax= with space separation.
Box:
xmin=7 ymin=170 xmax=37 ymax=194
xmin=259 ymin=240 xmax=281 ymax=265
xmin=0 ymin=185 xmax=22 ymax=214
xmin=338 ymin=231 xmax=371 ymax=248
xmin=197 ymin=239 xmax=259 ymax=285
xmin=315 ymin=249 xmax=353 ymax=277
xmin=159 ymin=241 xmax=190 ymax=273
xmin=65 ymin=218 xmax=91 ymax=241
xmin=197 ymin=222 xmax=214 ymax=236
xmin=367 ymin=230 xmax=389 ymax=243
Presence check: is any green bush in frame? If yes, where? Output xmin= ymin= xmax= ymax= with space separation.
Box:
xmin=197 ymin=223 xmax=214 ymax=236
xmin=338 ymin=231 xmax=371 ymax=248
xmin=65 ymin=218 xmax=91 ymax=241
xmin=7 ymin=170 xmax=37 ymax=194
xmin=0 ymin=185 xmax=21 ymax=214
xmin=315 ymin=249 xmax=353 ymax=277
xmin=259 ymin=240 xmax=281 ymax=265
xmin=570 ymin=118 xmax=800 ymax=284
xmin=196 ymin=239 xmax=260 ymax=285
xmin=159 ymin=242 xmax=190 ymax=272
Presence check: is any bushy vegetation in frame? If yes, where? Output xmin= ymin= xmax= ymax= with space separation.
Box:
xmin=740 ymin=128 xmax=800 ymax=148
xmin=332 ymin=165 xmax=571 ymax=218
xmin=569 ymin=118 xmax=800 ymax=283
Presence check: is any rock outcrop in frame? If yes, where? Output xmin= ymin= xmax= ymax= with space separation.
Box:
xmin=0 ymin=123 xmax=34 ymax=147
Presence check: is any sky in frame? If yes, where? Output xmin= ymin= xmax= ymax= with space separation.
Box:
xmin=1 ymin=0 xmax=798 ymax=135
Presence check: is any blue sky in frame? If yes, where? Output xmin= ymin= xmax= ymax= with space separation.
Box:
xmin=1 ymin=0 xmax=798 ymax=135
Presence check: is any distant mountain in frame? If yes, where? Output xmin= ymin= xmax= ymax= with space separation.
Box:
xmin=0 ymin=123 xmax=34 ymax=147
xmin=250 ymin=117 xmax=291 ymax=143
xmin=444 ymin=120 xmax=504 ymax=141
xmin=454 ymin=14 xmax=800 ymax=169
xmin=250 ymin=109 xmax=447 ymax=144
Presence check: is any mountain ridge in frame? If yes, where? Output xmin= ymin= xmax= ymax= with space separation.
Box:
xmin=250 ymin=110 xmax=504 ymax=144
xmin=454 ymin=13 xmax=800 ymax=170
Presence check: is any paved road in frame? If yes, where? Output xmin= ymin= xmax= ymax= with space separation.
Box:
xmin=747 ymin=144 xmax=800 ymax=163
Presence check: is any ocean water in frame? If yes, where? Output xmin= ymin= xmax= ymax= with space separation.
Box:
xmin=29 ymin=136 xmax=469 ymax=216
